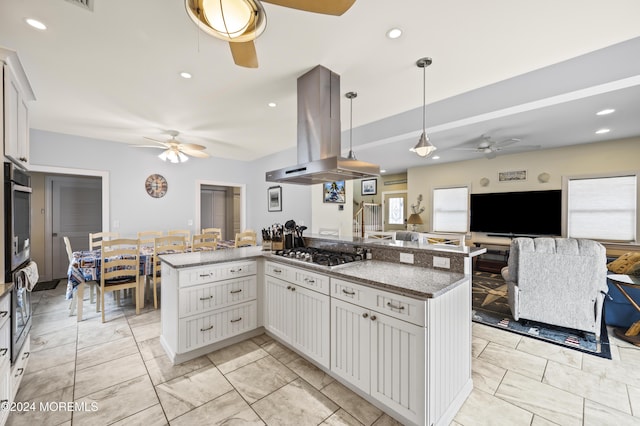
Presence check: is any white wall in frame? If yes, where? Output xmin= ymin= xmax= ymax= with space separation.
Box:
xmin=30 ymin=130 xmax=313 ymax=239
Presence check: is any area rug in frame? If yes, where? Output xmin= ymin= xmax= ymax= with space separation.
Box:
xmin=32 ymin=279 xmax=61 ymax=292
xmin=472 ymin=271 xmax=611 ymax=359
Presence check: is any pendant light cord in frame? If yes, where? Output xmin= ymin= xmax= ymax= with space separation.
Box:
xmin=422 ymin=63 xmax=426 ymax=133
xmin=350 ymin=95 xmax=353 ymax=152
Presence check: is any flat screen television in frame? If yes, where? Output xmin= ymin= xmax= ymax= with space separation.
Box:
xmin=470 ymin=190 xmax=562 ymax=236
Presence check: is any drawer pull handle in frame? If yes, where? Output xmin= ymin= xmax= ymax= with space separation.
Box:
xmin=362 ymin=313 xmax=368 ymax=318
xmin=15 ymin=368 xmax=24 ymax=377
xmin=230 ymin=289 xmax=242 ymax=294
xmin=0 ymin=348 xmax=7 ymax=356
xmin=0 ymin=311 xmax=7 ymax=318
xmin=304 ymin=278 xmax=315 ymax=284
xmin=22 ymin=352 xmax=30 ymax=359
xmin=387 ymin=302 xmax=405 ymax=310
xmin=199 ymin=295 xmax=214 ymax=301
xmin=230 ymin=268 xmax=242 ymax=273
xmin=273 ymin=268 xmax=282 ymax=274
xmin=230 ymin=317 xmax=242 ymax=323
xmin=342 ymin=289 xmax=356 ymax=296
xmin=370 ymin=315 xmax=377 ymax=321
xmin=199 ymin=273 xmax=213 ymax=278
xmin=200 ymin=325 xmax=214 ymax=332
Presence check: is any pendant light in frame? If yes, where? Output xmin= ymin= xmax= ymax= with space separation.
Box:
xmin=411 ymin=57 xmax=437 ymax=158
xmin=346 ymin=91 xmax=358 ymax=160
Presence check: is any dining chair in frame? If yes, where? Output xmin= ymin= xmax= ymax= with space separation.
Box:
xmin=202 ymin=227 xmax=222 ymax=240
xmin=148 ymin=235 xmax=187 ymax=309
xmin=168 ymin=229 xmax=191 ymax=242
xmin=137 ymin=230 xmax=163 ymax=247
xmin=65 ymin=236 xmax=100 ymax=321
xmin=192 ymin=233 xmax=218 ymax=251
xmin=100 ymin=238 xmax=141 ymax=323
xmin=89 ymin=231 xmax=119 ymax=250
xmin=235 ymin=230 xmax=257 ymax=248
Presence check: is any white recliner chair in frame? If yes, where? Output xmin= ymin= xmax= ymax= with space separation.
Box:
xmin=502 ymin=237 xmax=608 ymax=339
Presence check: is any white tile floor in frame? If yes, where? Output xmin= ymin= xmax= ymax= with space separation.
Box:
xmin=6 ymin=283 xmax=640 ymax=425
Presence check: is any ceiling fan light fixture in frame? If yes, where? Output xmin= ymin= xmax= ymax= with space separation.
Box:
xmin=413 ymin=57 xmax=436 ymax=158
xmin=186 ymin=0 xmax=266 ymax=42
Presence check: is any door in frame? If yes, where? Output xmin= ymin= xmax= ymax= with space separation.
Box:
xmin=263 ymin=276 xmax=294 ymax=342
xmin=331 ymin=298 xmax=370 ymax=392
xmin=292 ymin=286 xmax=330 ymax=368
xmin=201 ymin=187 xmax=228 ymax=240
xmin=49 ymin=176 xmax=102 ymax=279
xmin=383 ymin=191 xmax=408 ymax=231
xmin=370 ymin=312 xmax=426 ymax=425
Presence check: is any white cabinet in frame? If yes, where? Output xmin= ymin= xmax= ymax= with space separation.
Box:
xmin=331 ymin=285 xmax=426 ymax=425
xmin=264 ymin=261 xmax=330 ymax=368
xmin=0 ymin=294 xmax=10 ymax=426
xmin=161 ymin=259 xmax=259 ymax=363
xmin=10 ymin=338 xmax=30 ymax=400
xmin=1 ymin=49 xmax=35 ymax=169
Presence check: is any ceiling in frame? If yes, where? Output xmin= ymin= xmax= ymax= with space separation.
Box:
xmin=1 ymin=0 xmax=640 ymax=174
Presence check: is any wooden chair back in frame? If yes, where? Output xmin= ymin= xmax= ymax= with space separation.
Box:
xmin=63 ymin=236 xmax=74 ymax=263
xmin=100 ymin=238 xmax=140 ymax=322
xmin=149 ymin=235 xmax=187 ymax=309
xmin=202 ymin=228 xmax=222 ymax=240
xmin=235 ymin=230 xmax=257 ymax=248
xmin=364 ymin=231 xmax=396 ymax=240
xmin=167 ymin=229 xmax=191 ymax=241
xmin=418 ymin=232 xmax=466 ymax=246
xmin=89 ymin=231 xmax=119 ymax=250
xmin=137 ymin=230 xmax=163 ymax=246
xmin=192 ymin=233 xmax=218 ymax=251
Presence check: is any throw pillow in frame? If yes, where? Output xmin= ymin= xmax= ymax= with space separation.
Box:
xmin=607 ymin=252 xmax=640 ymax=276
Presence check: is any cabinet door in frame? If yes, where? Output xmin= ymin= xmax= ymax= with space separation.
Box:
xmin=3 ymin=65 xmax=20 ymax=161
xmin=370 ymin=313 xmax=426 ymax=425
xmin=264 ymin=276 xmax=294 ymax=343
xmin=17 ymin=96 xmax=29 ymax=166
xmin=330 ymin=298 xmax=370 ymax=392
xmin=292 ymin=285 xmax=330 ymax=368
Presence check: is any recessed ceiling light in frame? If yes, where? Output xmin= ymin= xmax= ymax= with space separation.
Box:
xmin=595 ymin=128 xmax=610 ymax=134
xmin=432 ymin=155 xmax=440 ymax=160
xmin=596 ymin=108 xmax=615 ymax=115
xmin=386 ymin=28 xmax=402 ymax=39
xmin=180 ymin=72 xmax=192 ymax=79
xmin=268 ymin=102 xmax=277 ymax=108
xmin=25 ymin=18 xmax=47 ymax=30
xmin=380 ymin=169 xmax=386 ymax=173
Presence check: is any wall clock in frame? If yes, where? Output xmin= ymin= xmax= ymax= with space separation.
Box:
xmin=145 ymin=174 xmax=168 ymax=198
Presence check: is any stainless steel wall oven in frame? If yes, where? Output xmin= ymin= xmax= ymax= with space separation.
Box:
xmin=4 ymin=162 xmax=33 ymax=363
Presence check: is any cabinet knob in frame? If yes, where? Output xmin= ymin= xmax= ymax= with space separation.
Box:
xmin=291 ymin=287 xmax=296 ymax=291
xmin=287 ymin=286 xmax=292 ymax=290
xmin=370 ymin=315 xmax=377 ymax=321
xmin=362 ymin=313 xmax=368 ymax=318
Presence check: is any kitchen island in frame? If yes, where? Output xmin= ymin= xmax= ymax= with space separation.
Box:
xmin=159 ymin=240 xmax=481 ymax=426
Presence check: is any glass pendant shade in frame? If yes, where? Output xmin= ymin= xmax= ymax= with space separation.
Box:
xmin=413 ymin=131 xmax=437 ymax=158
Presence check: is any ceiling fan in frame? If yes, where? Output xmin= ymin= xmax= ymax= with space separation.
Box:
xmin=454 ymin=135 xmax=540 ymax=159
xmin=133 ymin=130 xmax=210 ymax=163
xmin=185 ymin=0 xmax=356 ymax=68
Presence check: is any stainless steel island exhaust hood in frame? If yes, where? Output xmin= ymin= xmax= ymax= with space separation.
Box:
xmin=266 ymin=65 xmax=380 ymax=185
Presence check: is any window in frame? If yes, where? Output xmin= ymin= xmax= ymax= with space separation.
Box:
xmin=567 ymin=174 xmax=637 ymax=241
xmin=432 ymin=186 xmax=469 ymax=232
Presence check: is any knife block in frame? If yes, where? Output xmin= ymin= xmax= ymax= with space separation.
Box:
xmin=272 ymin=241 xmax=283 ymax=250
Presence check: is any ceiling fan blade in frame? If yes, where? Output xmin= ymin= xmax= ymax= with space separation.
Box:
xmin=143 ymin=137 xmax=170 ymax=147
xmin=181 ymin=149 xmax=210 ymax=158
xmin=494 ymin=138 xmax=521 ymax=148
xmin=262 ymin=0 xmax=355 ymax=15
xmin=131 ymin=144 xmax=167 ymax=149
xmin=178 ymin=143 xmax=206 ymax=151
xmin=229 ymin=41 xmax=258 ymax=68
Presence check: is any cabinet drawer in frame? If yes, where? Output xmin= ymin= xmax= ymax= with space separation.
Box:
xmin=179 ymin=276 xmax=256 ymax=318
xmin=331 ymin=278 xmax=426 ymax=327
xmin=178 ymin=301 xmax=257 ymax=353
xmin=0 ymin=320 xmax=9 ymax=369
xmin=0 ymin=295 xmax=9 ymax=330
xmin=265 ymin=261 xmax=329 ymax=295
xmin=178 ymin=260 xmax=256 ymax=287
xmin=11 ymin=337 xmax=30 ymax=399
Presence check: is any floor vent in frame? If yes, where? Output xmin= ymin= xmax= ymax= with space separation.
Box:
xmin=64 ymin=0 xmax=93 ymax=11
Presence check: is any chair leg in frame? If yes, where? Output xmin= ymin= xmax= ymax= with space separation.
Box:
xmin=153 ymin=278 xmax=158 ymax=310
xmin=77 ymin=282 xmax=85 ymax=322
xmin=89 ymin=283 xmax=95 ymax=304
xmin=95 ymin=285 xmax=101 ymax=313
xmin=69 ymin=290 xmax=76 ymax=317
xmin=101 ymin=290 xmax=106 ymax=323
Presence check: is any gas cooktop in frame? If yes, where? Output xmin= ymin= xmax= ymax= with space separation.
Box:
xmin=273 ymin=247 xmax=363 ymax=267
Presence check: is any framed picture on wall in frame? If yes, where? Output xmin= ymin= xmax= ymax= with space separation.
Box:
xmin=361 ymin=179 xmax=377 ymax=195
xmin=323 ymin=181 xmax=346 ymax=203
xmin=268 ymin=186 xmax=282 ymax=211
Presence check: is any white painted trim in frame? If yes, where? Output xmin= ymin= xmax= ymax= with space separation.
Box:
xmin=195 ymin=179 xmax=246 ymax=236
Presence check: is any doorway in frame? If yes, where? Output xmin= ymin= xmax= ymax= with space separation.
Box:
xmin=382 ymin=191 xmax=408 ymax=231
xmin=199 ymin=184 xmax=241 ymax=241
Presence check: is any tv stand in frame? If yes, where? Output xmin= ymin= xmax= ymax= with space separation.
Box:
xmin=472 ymin=241 xmax=509 ymax=274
